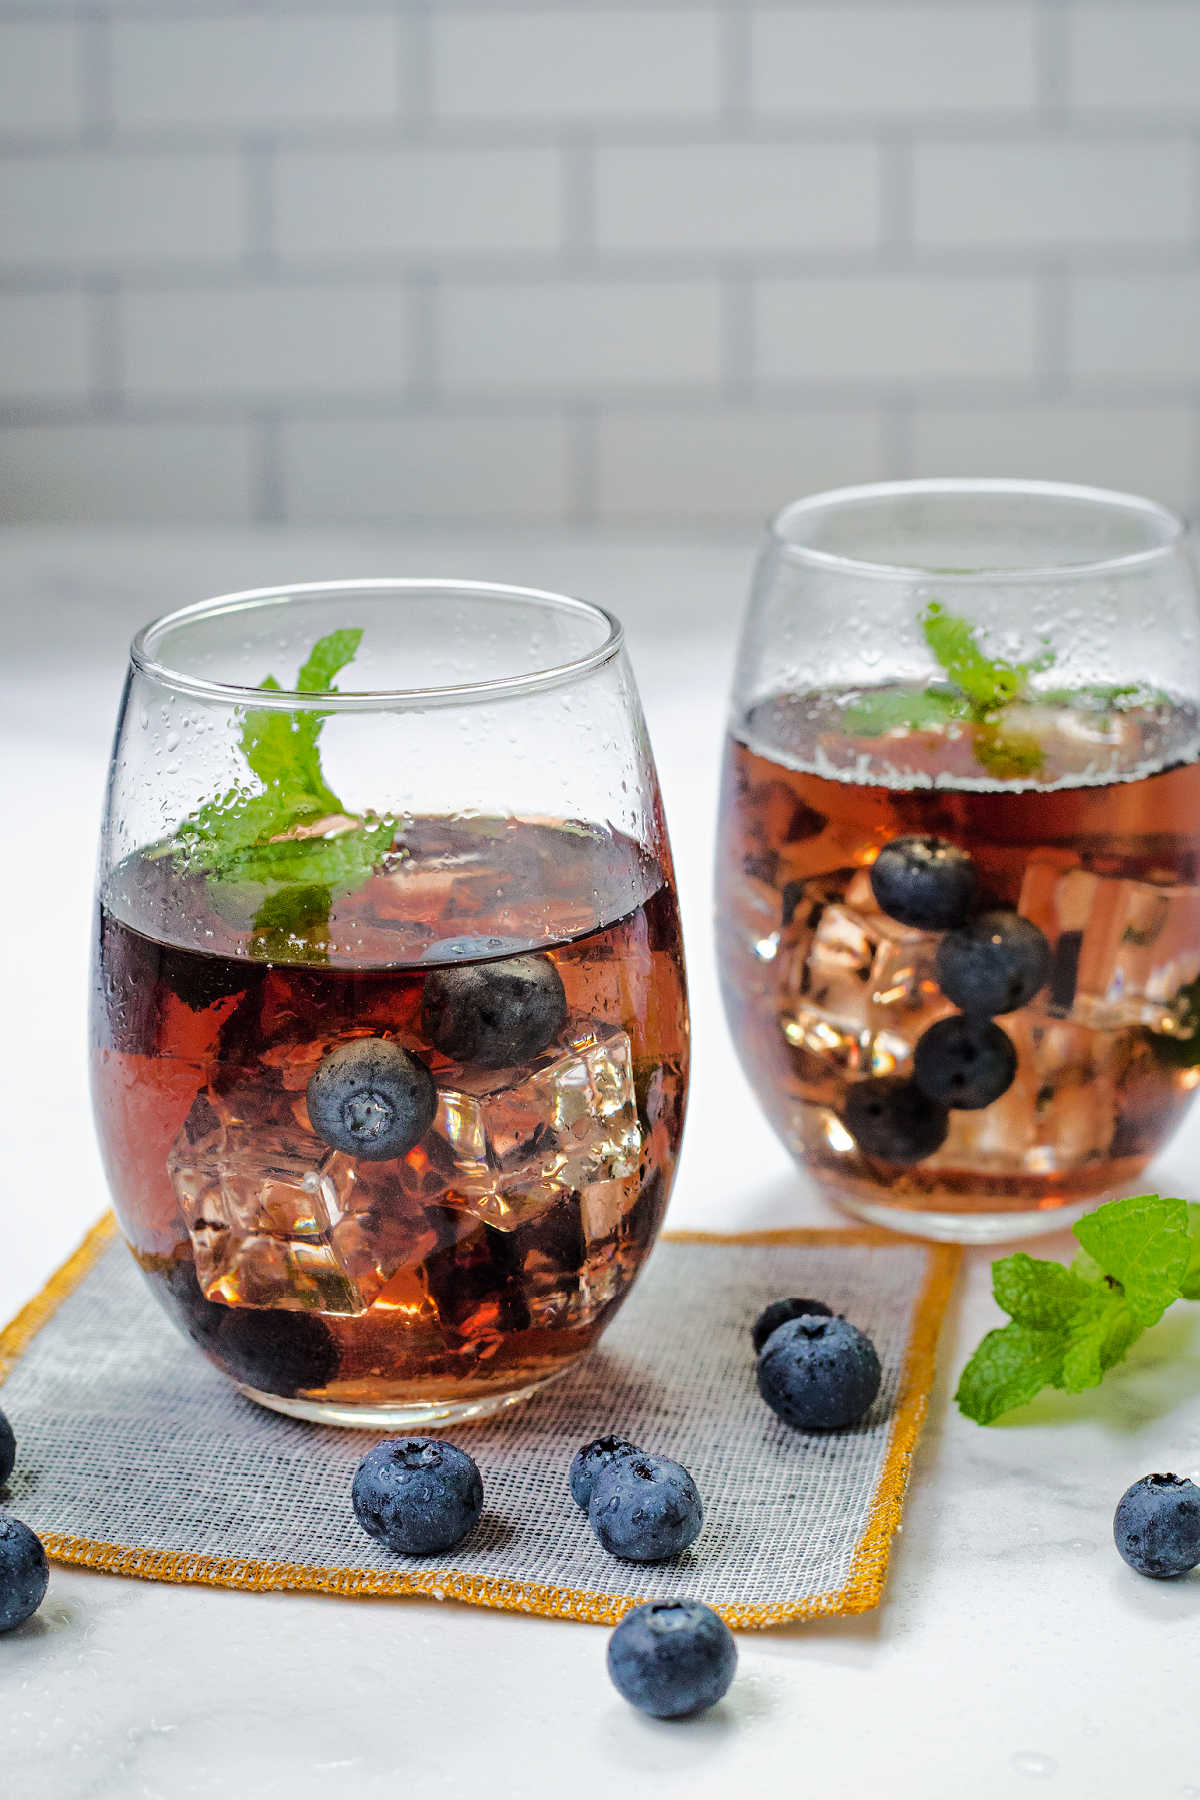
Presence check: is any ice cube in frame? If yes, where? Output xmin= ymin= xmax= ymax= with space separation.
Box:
xmin=778 ymin=876 xmax=947 ymax=1082
xmin=404 ymin=1020 xmax=643 ymax=1233
xmin=1019 ymin=862 xmax=1200 ymax=1032
xmin=167 ymin=1089 xmax=429 ymax=1315
xmin=948 ymin=1014 xmax=1130 ymax=1171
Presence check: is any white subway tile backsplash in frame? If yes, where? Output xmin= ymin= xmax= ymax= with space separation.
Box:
xmin=280 ymin=414 xmax=572 ymax=522
xmin=0 ymin=151 xmax=243 ymax=270
xmin=755 ymin=276 xmax=1038 ymax=384
xmin=595 ymin=142 xmax=881 ymax=256
xmin=0 ymin=421 xmax=255 ymax=523
xmin=595 ymin=406 xmax=888 ymax=522
xmin=0 ymin=291 xmax=90 ymax=403
xmin=1068 ymin=3 xmax=1200 ymax=115
xmin=911 ymin=404 xmax=1195 ymax=514
xmin=110 ymin=17 xmax=401 ymax=134
xmin=1070 ymin=274 xmax=1200 ymax=380
xmin=750 ymin=4 xmax=1037 ymax=120
xmin=439 ymin=280 xmax=722 ymax=393
xmin=121 ymin=283 xmax=411 ymax=402
xmin=432 ymin=8 xmax=721 ymax=123
xmin=913 ymin=137 xmax=1193 ymax=250
xmin=274 ymin=147 xmax=562 ymax=262
xmin=0 ymin=23 xmax=81 ymax=137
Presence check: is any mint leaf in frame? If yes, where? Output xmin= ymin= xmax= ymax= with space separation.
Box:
xmin=1072 ymin=1192 xmax=1190 ymax=1327
xmin=296 ymin=628 xmax=362 ymax=694
xmin=1060 ymin=1286 xmax=1141 ymax=1393
xmin=991 ymin=1252 xmax=1092 ymax=1330
xmin=921 ymin=600 xmax=1053 ymax=718
xmin=954 ymin=1322 xmax=1068 ymax=1425
xmin=1180 ymin=1203 xmax=1200 ymax=1302
xmin=841 ymin=686 xmax=969 ymax=738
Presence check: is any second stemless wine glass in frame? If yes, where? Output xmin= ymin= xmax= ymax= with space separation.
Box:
xmin=717 ymin=480 xmax=1200 ymax=1243
xmin=91 ymin=580 xmax=688 ymax=1425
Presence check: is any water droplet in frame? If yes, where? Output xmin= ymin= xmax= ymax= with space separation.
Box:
xmin=1011 ymin=1752 xmax=1056 ymax=1779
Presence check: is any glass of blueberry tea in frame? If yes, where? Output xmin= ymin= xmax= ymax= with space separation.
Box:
xmin=717 ymin=480 xmax=1200 ymax=1242
xmin=91 ymin=581 xmax=688 ymax=1425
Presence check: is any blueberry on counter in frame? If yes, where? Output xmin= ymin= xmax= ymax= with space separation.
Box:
xmin=0 ymin=1513 xmax=48 ymax=1633
xmin=588 ymin=1454 xmax=703 ymax=1563
xmin=422 ymin=953 xmax=567 ymax=1068
xmin=751 ymin=1297 xmax=833 ymax=1356
xmin=607 ymin=1600 xmax=737 ymax=1719
xmin=569 ymin=1435 xmax=642 ymax=1512
xmin=0 ymin=1409 xmax=14 ymax=1488
xmin=869 ymin=836 xmax=978 ymax=931
xmin=843 ymin=1076 xmax=949 ymax=1164
xmin=1113 ymin=1473 xmax=1200 ymax=1579
xmin=935 ymin=911 xmax=1050 ymax=1017
xmin=913 ymin=1014 xmax=1017 ymax=1110
xmin=352 ymin=1437 xmax=484 ymax=1557
xmin=307 ymin=1037 xmax=437 ymax=1162
xmin=757 ymin=1314 xmax=882 ymax=1431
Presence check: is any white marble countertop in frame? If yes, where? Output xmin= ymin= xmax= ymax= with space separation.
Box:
xmin=2 ymin=527 xmax=1199 ymax=1800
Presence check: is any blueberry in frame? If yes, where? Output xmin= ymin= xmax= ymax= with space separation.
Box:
xmin=588 ymin=1454 xmax=703 ymax=1563
xmin=152 ymin=1258 xmax=337 ymax=1397
xmin=352 ymin=1437 xmax=483 ymax=1557
xmin=422 ymin=934 xmax=531 ymax=963
xmin=935 ymin=910 xmax=1050 ymax=1017
xmin=1113 ymin=1472 xmax=1200 ymax=1579
xmin=757 ymin=1314 xmax=882 ymax=1430
xmin=422 ymin=954 xmax=567 ymax=1069
xmin=869 ymin=836 xmax=978 ymax=931
xmin=751 ymin=1298 xmax=832 ymax=1356
xmin=0 ymin=1410 xmax=13 ymax=1488
xmin=307 ymin=1037 xmax=437 ymax=1162
xmin=607 ymin=1600 xmax=737 ymax=1719
xmin=843 ymin=1076 xmax=948 ymax=1164
xmin=912 ymin=1014 xmax=1017 ymax=1110
xmin=569 ymin=1435 xmax=642 ymax=1512
xmin=0 ymin=1513 xmax=48 ymax=1633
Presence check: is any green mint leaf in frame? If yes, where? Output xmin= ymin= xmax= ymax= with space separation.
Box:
xmin=296 ymin=627 xmax=362 ymax=694
xmin=1072 ymin=1192 xmax=1190 ymax=1327
xmin=991 ymin=1251 xmax=1094 ymax=1330
xmin=1180 ymin=1203 xmax=1200 ymax=1302
xmin=921 ymin=600 xmax=1051 ymax=716
xmin=217 ymin=814 xmax=394 ymax=892
xmin=1059 ymin=1286 xmax=1142 ymax=1393
xmin=954 ymin=1321 xmax=1068 ymax=1425
xmin=841 ymin=686 xmax=969 ymax=738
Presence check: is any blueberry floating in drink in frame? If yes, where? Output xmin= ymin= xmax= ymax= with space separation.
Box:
xmin=843 ymin=1076 xmax=949 ymax=1164
xmin=607 ymin=1600 xmax=737 ymax=1719
xmin=352 ymin=1437 xmax=484 ymax=1556
xmin=0 ymin=1409 xmax=14 ymax=1488
xmin=422 ymin=952 xmax=567 ymax=1068
xmin=869 ymin=835 xmax=978 ymax=931
xmin=588 ymin=1453 xmax=703 ymax=1563
xmin=306 ymin=1037 xmax=437 ymax=1162
xmin=568 ymin=1435 xmax=642 ymax=1512
xmin=757 ymin=1314 xmax=881 ymax=1431
xmin=912 ymin=1014 xmax=1017 ymax=1111
xmin=0 ymin=1513 xmax=48 ymax=1633
xmin=1113 ymin=1472 xmax=1200 ymax=1580
xmin=935 ymin=911 xmax=1050 ymax=1017
xmin=750 ymin=1297 xmax=832 ymax=1355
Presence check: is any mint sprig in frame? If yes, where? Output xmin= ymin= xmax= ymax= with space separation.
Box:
xmin=956 ymin=1193 xmax=1200 ymax=1423
xmin=172 ymin=629 xmax=394 ymax=956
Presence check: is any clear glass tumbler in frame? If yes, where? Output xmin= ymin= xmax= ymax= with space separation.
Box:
xmin=91 ymin=580 xmax=689 ymax=1425
xmin=716 ymin=480 xmax=1200 ymax=1243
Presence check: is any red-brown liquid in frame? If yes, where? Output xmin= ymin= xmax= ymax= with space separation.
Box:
xmin=717 ymin=692 xmax=1200 ymax=1225
xmin=92 ymin=817 xmax=688 ymax=1409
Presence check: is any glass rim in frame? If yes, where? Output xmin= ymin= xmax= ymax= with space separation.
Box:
xmin=129 ymin=578 xmax=626 ymax=709
xmin=768 ymin=478 xmax=1189 ymax=583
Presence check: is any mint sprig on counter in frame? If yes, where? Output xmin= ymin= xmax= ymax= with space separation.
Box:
xmin=172 ymin=629 xmax=395 ymax=954
xmin=956 ymin=1192 xmax=1200 ymax=1424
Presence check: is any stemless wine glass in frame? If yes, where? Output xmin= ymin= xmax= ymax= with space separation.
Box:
xmin=91 ymin=580 xmax=689 ymax=1425
xmin=716 ymin=480 xmax=1200 ymax=1243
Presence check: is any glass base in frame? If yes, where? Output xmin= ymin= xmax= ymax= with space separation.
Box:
xmin=237 ymin=1373 xmax=557 ymax=1431
xmin=832 ymin=1191 xmax=1092 ymax=1245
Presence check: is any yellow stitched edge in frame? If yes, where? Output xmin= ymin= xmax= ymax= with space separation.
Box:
xmin=2 ymin=1213 xmax=961 ymax=1630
